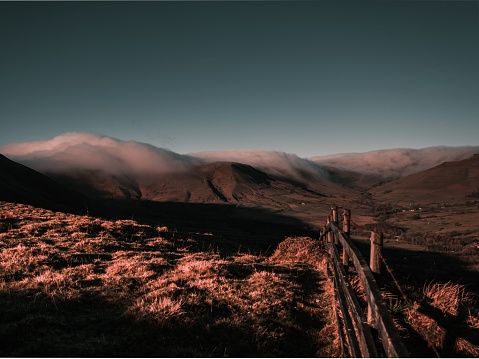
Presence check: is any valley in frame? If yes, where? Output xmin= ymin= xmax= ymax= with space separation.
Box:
xmin=1 ymin=143 xmax=479 ymax=357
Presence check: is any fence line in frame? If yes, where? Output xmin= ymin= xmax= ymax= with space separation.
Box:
xmin=320 ymin=206 xmax=409 ymax=358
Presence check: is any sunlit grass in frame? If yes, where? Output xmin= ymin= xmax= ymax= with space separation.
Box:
xmin=397 ymin=280 xmax=479 ymax=357
xmin=0 ymin=201 xmax=339 ymax=357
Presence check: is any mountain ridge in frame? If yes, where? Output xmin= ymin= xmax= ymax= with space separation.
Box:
xmin=371 ymin=154 xmax=479 ymax=204
xmin=1 ymin=133 xmax=478 ymax=208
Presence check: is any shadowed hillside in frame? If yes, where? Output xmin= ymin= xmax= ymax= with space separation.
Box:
xmin=0 ymin=154 xmax=90 ymax=214
xmin=38 ymin=160 xmax=333 ymax=209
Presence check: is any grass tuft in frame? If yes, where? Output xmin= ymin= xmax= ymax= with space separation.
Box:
xmin=422 ymin=280 xmax=476 ymax=317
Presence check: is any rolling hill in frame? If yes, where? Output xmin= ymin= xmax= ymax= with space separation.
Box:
xmin=0 ymin=154 xmax=90 ymax=213
xmin=371 ymin=154 xmax=479 ymax=204
xmin=2 ymin=133 xmax=478 ymax=209
xmin=0 ymin=134 xmax=356 ymax=207
xmin=43 ymin=160 xmax=331 ymax=209
xmin=141 ymin=161 xmax=327 ymax=207
xmin=310 ymin=146 xmax=479 ymax=179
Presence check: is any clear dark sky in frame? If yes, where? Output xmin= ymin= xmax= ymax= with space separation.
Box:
xmin=1 ymin=1 xmax=478 ymax=157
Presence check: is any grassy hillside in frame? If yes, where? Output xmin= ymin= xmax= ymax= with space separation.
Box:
xmin=371 ymin=154 xmax=479 ymax=205
xmin=0 ymin=201 xmax=339 ymax=357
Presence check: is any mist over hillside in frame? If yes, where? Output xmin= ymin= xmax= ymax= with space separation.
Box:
xmin=1 ymin=133 xmax=478 ymax=199
xmin=310 ymin=146 xmax=479 ymax=179
xmin=0 ymin=133 xmax=199 ymax=177
xmin=0 ymin=133 xmax=329 ymax=189
xmin=192 ymin=150 xmax=326 ymax=184
xmin=0 ymin=134 xmax=332 ymax=204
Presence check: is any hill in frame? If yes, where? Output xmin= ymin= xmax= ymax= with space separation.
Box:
xmin=371 ymin=154 xmax=479 ymax=204
xmin=0 ymin=154 xmax=90 ymax=213
xmin=0 ymin=133 xmax=339 ymax=206
xmin=4 ymin=133 xmax=479 ymax=208
xmin=46 ymin=161 xmax=331 ymax=209
xmin=311 ymin=146 xmax=479 ymax=180
xmin=0 ymin=200 xmax=338 ymax=357
xmin=143 ymin=161 xmax=275 ymax=203
xmin=143 ymin=161 xmax=333 ymax=207
xmin=47 ymin=168 xmax=143 ymax=200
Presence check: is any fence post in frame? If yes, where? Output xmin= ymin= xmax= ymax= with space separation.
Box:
xmin=329 ymin=233 xmax=334 ymax=257
xmin=342 ymin=209 xmax=351 ymax=266
xmin=329 ymin=207 xmax=338 ymax=245
xmin=370 ymin=231 xmax=383 ymax=274
xmin=343 ymin=209 xmax=351 ymax=235
xmin=367 ymin=230 xmax=383 ymax=327
xmin=332 ymin=206 xmax=338 ymax=224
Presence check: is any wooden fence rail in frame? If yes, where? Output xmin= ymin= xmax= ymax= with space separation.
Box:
xmin=320 ymin=207 xmax=409 ymax=358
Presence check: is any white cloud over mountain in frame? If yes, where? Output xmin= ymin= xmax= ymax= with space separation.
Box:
xmin=191 ymin=150 xmax=325 ymax=182
xmin=1 ymin=133 xmax=477 ymax=184
xmin=0 ymin=133 xmax=199 ymax=177
xmin=310 ymin=146 xmax=479 ymax=179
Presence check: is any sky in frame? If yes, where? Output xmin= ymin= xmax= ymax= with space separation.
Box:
xmin=1 ymin=1 xmax=478 ymax=158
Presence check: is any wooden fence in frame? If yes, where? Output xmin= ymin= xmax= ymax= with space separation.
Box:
xmin=320 ymin=206 xmax=409 ymax=358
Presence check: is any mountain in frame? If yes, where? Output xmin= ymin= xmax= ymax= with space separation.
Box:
xmin=0 ymin=133 xmax=354 ymax=205
xmin=46 ymin=168 xmax=142 ymax=199
xmin=141 ymin=161 xmax=328 ymax=207
xmin=3 ymin=133 xmax=478 ymax=206
xmin=192 ymin=150 xmax=356 ymax=199
xmin=143 ymin=162 xmax=274 ymax=203
xmin=310 ymin=146 xmax=479 ymax=180
xmin=192 ymin=150 xmax=325 ymax=184
xmin=319 ymin=164 xmax=386 ymax=190
xmin=44 ymin=160 xmax=329 ymax=208
xmin=0 ymin=154 xmax=90 ymax=213
xmin=0 ymin=132 xmax=199 ymax=176
xmin=371 ymin=154 xmax=479 ymax=204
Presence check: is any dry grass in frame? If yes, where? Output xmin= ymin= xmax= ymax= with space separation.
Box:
xmin=468 ymin=310 xmax=479 ymax=329
xmin=269 ymin=236 xmax=323 ymax=266
xmin=401 ymin=280 xmax=479 ymax=357
xmin=422 ymin=280 xmax=475 ymax=317
xmin=0 ymin=201 xmax=340 ymax=357
xmin=405 ymin=301 xmax=447 ymax=351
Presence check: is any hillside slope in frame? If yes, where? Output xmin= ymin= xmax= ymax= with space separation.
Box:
xmin=0 ymin=154 xmax=89 ymax=213
xmin=0 ymin=133 xmax=358 ymax=203
xmin=371 ymin=154 xmax=479 ymax=204
xmin=0 ymin=201 xmax=338 ymax=357
xmin=142 ymin=161 xmax=328 ymax=207
xmin=311 ymin=146 xmax=479 ymax=179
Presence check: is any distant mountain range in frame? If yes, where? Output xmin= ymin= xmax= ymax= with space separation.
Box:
xmin=310 ymin=146 xmax=479 ymax=179
xmin=1 ymin=133 xmax=478 ymax=208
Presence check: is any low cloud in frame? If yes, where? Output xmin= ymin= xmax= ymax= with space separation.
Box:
xmin=0 ymin=133 xmax=199 ymax=178
xmin=0 ymin=133 xmax=327 ymax=186
xmin=2 ymin=133 xmax=477 ymax=186
xmin=310 ymin=146 xmax=479 ymax=178
xmin=191 ymin=150 xmax=325 ymax=183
